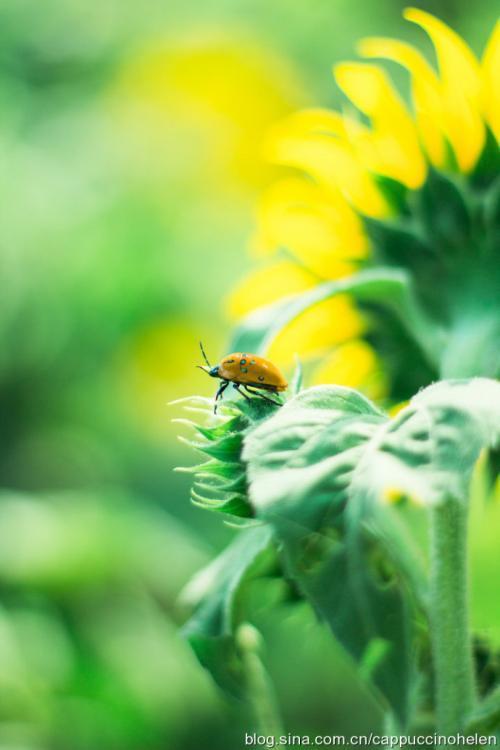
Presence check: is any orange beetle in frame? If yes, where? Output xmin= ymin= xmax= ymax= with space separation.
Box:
xmin=198 ymin=342 xmax=287 ymax=413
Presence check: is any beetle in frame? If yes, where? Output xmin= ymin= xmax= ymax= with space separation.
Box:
xmin=197 ymin=342 xmax=287 ymax=413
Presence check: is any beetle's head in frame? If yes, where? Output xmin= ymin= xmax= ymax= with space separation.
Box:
xmin=197 ymin=341 xmax=220 ymax=378
xmin=197 ymin=365 xmax=220 ymax=378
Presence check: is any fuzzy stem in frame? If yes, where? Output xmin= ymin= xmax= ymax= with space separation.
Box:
xmin=430 ymin=498 xmax=476 ymax=737
xmin=237 ymin=623 xmax=284 ymax=738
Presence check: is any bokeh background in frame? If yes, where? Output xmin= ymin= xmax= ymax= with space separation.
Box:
xmin=0 ymin=1 xmax=498 ymax=748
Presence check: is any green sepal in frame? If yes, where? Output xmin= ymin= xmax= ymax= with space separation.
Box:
xmin=187 ymin=432 xmax=243 ymax=462
xmin=194 ymin=473 xmax=248 ymax=496
xmin=176 ymin=458 xmax=242 ymax=479
xmin=365 ymin=307 xmax=437 ymax=403
xmin=483 ymin=175 xmax=500 ymax=249
xmin=362 ymin=217 xmax=445 ymax=320
xmin=412 ymin=167 xmax=471 ymax=252
xmin=193 ymin=415 xmax=247 ymax=441
xmin=362 ymin=217 xmax=434 ymax=267
xmin=191 ymin=488 xmax=253 ymax=518
xmin=469 ymin=127 xmax=500 ymax=189
xmin=373 ymin=174 xmax=409 ymax=215
xmin=176 ymin=399 xmax=277 ymax=519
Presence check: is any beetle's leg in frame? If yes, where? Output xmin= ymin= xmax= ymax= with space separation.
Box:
xmin=214 ymin=380 xmax=229 ymax=414
xmin=243 ymin=385 xmax=282 ymax=407
xmin=233 ymin=383 xmax=251 ymax=401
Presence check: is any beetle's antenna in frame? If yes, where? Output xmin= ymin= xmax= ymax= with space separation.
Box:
xmin=199 ymin=341 xmax=211 ymax=368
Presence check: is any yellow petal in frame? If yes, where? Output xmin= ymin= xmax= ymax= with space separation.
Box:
xmin=265 ymin=122 xmax=388 ymax=217
xmin=359 ymin=37 xmax=447 ymax=168
xmin=481 ymin=20 xmax=500 ymax=140
xmin=334 ymin=62 xmax=426 ymax=188
xmin=404 ymin=7 xmax=485 ymax=171
xmin=226 ymin=260 xmax=315 ymax=319
xmin=272 ymin=108 xmax=347 ymax=137
xmin=312 ymin=339 xmax=387 ymax=400
xmin=252 ymin=177 xmax=368 ymax=276
xmin=268 ymin=295 xmax=365 ymax=366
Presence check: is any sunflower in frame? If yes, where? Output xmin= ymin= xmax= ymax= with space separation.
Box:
xmin=227 ymin=9 xmax=500 ymax=403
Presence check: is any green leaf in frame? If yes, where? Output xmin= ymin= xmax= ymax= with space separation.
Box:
xmin=246 ymin=378 xmax=500 ymax=520
xmin=181 ymin=525 xmax=274 ymax=696
xmin=288 ymin=383 xmax=383 ymax=414
xmin=242 ymin=386 xmax=418 ymax=724
xmin=242 ymin=379 xmax=500 ymax=723
xmin=353 ymin=378 xmax=500 ymax=506
xmin=229 ymin=268 xmax=441 ymax=370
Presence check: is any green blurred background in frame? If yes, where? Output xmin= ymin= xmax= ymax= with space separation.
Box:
xmin=0 ymin=1 xmax=498 ymax=748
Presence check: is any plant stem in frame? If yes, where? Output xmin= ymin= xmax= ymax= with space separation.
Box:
xmin=237 ymin=623 xmax=284 ymax=738
xmin=429 ymin=498 xmax=476 ymax=736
